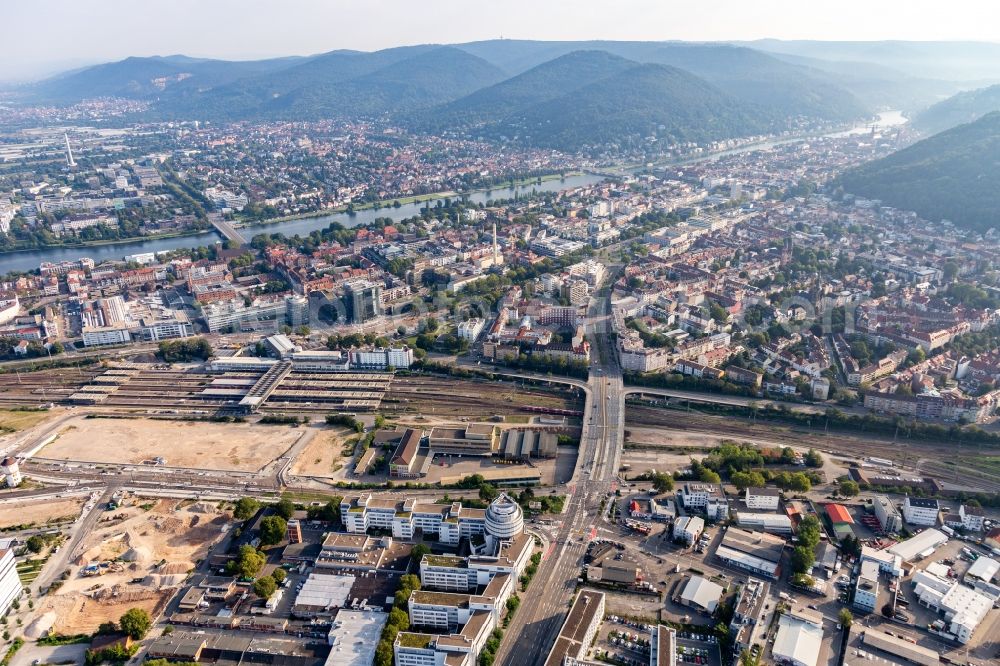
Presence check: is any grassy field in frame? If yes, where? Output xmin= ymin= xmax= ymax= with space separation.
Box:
xmin=957 ymin=455 xmax=1000 ymax=477
xmin=0 ymin=408 xmax=51 ymax=435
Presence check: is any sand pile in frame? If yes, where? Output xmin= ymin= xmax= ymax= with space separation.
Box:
xmin=188 ymin=501 xmax=218 ymax=514
xmin=143 ymin=573 xmax=187 ymax=589
xmin=121 ymin=544 xmax=152 ymax=563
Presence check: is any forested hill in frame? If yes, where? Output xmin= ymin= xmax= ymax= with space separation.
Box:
xmin=836 ymin=111 xmax=1000 ymax=232
xmin=491 ymin=62 xmax=776 ymax=152
xmin=913 ymin=84 xmax=1000 ymax=135
xmin=414 ymin=50 xmax=637 ymax=132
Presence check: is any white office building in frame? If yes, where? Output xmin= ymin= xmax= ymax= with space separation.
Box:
xmin=677 ymin=483 xmax=728 ymax=520
xmin=853 ymin=560 xmax=880 ymax=612
xmin=457 ymin=319 xmax=485 ymax=342
xmin=484 ymin=494 xmax=524 ymax=539
xmin=672 ymin=516 xmax=704 ymax=545
xmin=860 ymin=545 xmax=904 ymax=578
xmin=349 ymin=346 xmax=414 ymax=370
xmin=340 ymin=493 xmax=522 ymax=546
xmin=744 ymin=487 xmax=780 ymax=511
xmin=81 ymin=324 xmax=132 ymax=347
xmin=872 ymin=495 xmax=902 ymax=533
xmin=902 ymin=497 xmax=939 ymax=527
xmin=958 ymin=504 xmax=985 ymax=532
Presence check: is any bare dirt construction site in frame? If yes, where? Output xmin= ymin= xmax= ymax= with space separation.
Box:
xmin=30 ymin=498 xmax=229 ymax=636
xmin=290 ymin=427 xmax=354 ymax=476
xmin=0 ymin=497 xmax=84 ymax=529
xmin=38 ymin=417 xmax=302 ymax=472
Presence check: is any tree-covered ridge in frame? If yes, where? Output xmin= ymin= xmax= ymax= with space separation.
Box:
xmin=28 ymin=40 xmax=869 ymax=131
xmin=913 ymin=84 xmax=1000 ymax=135
xmin=497 ymin=62 xmax=776 ymax=151
xmin=415 ymin=50 xmax=637 ymax=132
xmin=836 ymin=111 xmax=1000 ymax=232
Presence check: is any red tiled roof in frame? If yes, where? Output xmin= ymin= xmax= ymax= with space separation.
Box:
xmin=825 ymin=504 xmax=853 ymax=524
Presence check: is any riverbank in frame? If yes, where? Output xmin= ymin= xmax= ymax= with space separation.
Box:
xmin=0 ymin=172 xmax=604 ymax=274
xmin=0 ymin=227 xmax=212 ymax=259
xmin=231 ymin=171 xmax=581 ymax=230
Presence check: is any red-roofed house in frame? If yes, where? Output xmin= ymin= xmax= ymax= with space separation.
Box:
xmin=825 ymin=503 xmax=854 ymax=525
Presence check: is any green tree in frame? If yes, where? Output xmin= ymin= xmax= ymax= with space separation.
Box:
xmin=943 ymin=261 xmax=959 ymax=283
xmin=96 ymin=621 xmax=118 ymax=635
xmin=274 ymin=498 xmax=295 ymax=520
xmin=786 ymin=472 xmax=812 ymax=492
xmin=388 ymin=607 xmax=409 ymax=631
xmin=271 ymin=568 xmax=286 ymax=584
xmin=233 ymin=497 xmax=261 ymax=521
xmin=25 ymin=536 xmax=44 ymax=553
xmin=394 ymin=574 xmax=421 ymax=609
xmin=253 ymin=576 xmax=277 ymax=599
xmin=259 ymin=516 xmax=287 ymax=546
xmin=119 ymin=608 xmax=152 ymax=640
xmin=739 ymin=650 xmax=761 ymax=666
xmin=790 ymin=545 xmax=815 ymax=575
xmin=798 ymin=515 xmax=822 ymax=550
xmin=731 ymin=470 xmax=766 ymax=491
xmin=804 ymin=449 xmax=823 ymax=467
xmin=650 ymin=471 xmax=674 ymax=493
xmin=229 ymin=545 xmax=266 ymax=579
xmin=479 ymin=483 xmax=498 ymax=502
xmin=839 ymin=479 xmax=860 ymax=497
xmin=838 ymin=608 xmax=853 ymax=628
xmin=411 ymin=544 xmax=430 ymax=565
xmin=374 ymin=641 xmax=394 ymax=666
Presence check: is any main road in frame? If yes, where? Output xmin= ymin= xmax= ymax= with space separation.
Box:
xmin=495 ymin=275 xmax=626 ymax=666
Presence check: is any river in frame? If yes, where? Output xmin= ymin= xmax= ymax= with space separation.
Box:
xmin=0 ymin=173 xmax=605 ymax=273
xmin=639 ymin=110 xmax=909 ymax=172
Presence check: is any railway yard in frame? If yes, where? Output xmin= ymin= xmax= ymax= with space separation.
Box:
xmin=1 ymin=363 xmax=999 ymax=666
xmin=0 ymin=363 xmax=393 ymax=416
xmin=381 ymin=374 xmax=584 ymax=420
xmin=0 ymin=364 xmax=583 ymax=422
xmin=626 ymin=402 xmax=1000 ymax=494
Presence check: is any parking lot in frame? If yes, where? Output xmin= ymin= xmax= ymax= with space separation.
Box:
xmin=590 ymin=615 xmax=722 ymax=666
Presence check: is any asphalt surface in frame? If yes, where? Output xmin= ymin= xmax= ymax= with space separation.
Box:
xmin=495 ymin=278 xmax=625 ymax=666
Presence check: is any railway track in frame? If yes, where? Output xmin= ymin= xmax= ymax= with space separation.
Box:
xmin=626 ymin=405 xmax=1000 ymax=493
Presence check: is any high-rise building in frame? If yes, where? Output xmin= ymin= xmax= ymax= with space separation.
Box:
xmin=64 ymin=133 xmax=76 ymax=167
xmin=285 ymin=295 xmax=309 ymax=327
xmin=0 ymin=550 xmax=22 ymax=617
xmin=344 ymin=281 xmax=381 ymax=324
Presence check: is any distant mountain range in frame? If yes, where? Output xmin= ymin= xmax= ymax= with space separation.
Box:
xmin=19 ymin=39 xmax=1000 ymax=150
xmin=836 ymin=111 xmax=1000 ymax=232
xmin=912 ymin=84 xmax=1000 ymax=135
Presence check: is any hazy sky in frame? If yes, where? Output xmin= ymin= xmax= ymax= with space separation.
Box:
xmin=5 ymin=0 xmax=1000 ymax=81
